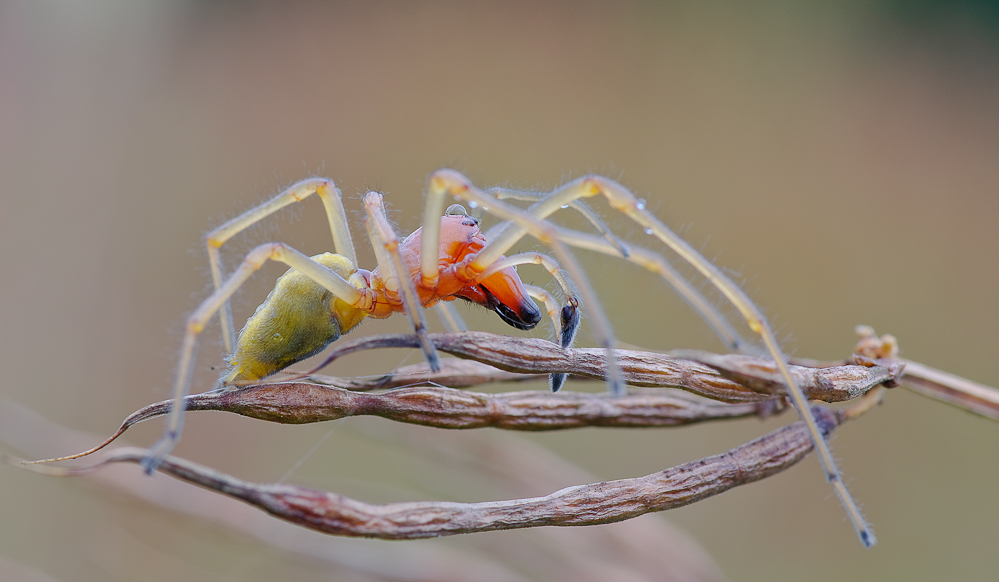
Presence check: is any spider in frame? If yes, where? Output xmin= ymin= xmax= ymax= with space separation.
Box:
xmin=143 ymin=169 xmax=874 ymax=548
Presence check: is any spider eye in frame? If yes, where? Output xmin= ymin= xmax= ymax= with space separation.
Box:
xmin=445 ymin=204 xmax=468 ymax=217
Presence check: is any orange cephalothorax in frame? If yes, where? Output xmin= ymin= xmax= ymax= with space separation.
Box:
xmin=383 ymin=208 xmax=542 ymax=330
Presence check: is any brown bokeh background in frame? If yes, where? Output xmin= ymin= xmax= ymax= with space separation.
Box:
xmin=2 ymin=1 xmax=998 ymax=580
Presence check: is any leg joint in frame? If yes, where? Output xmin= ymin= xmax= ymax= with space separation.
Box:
xmin=430 ymin=169 xmax=471 ymax=194
xmin=185 ymin=317 xmax=204 ymax=334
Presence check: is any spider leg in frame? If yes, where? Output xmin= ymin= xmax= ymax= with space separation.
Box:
xmin=476 ymin=251 xmax=581 ymax=391
xmin=434 ymin=302 xmax=468 ymax=332
xmin=488 ymin=191 xmax=747 ymax=352
xmin=522 ymin=284 xmax=562 ymax=336
xmin=422 ymin=170 xmax=625 ymax=396
xmin=485 ymin=187 xmax=630 ymax=258
xmin=441 ymin=170 xmax=874 ymax=547
xmin=143 ymin=242 xmax=372 ymax=474
xmin=473 ymin=183 xmax=747 ymax=353
xmin=523 ymin=284 xmax=579 ymax=392
xmin=362 ymin=192 xmax=441 ymax=372
xmin=206 ymin=178 xmax=355 ymax=353
xmin=554 ymin=228 xmax=749 ymax=354
xmin=476 ymin=252 xmax=574 ymax=302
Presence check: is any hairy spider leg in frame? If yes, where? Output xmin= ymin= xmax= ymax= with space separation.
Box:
xmin=477 ymin=252 xmax=574 ymax=300
xmin=485 ymin=187 xmax=631 ymax=258
xmin=362 ymin=192 xmax=441 ymax=372
xmin=490 ymin=193 xmax=737 ymax=389
xmin=522 ymin=284 xmax=578 ymax=392
xmin=478 ymin=252 xmax=577 ymax=391
xmin=486 ymin=187 xmax=747 ymax=354
xmin=142 ymin=243 xmax=374 ymax=473
xmin=433 ymin=301 xmax=468 ymax=332
xmin=552 ymin=228 xmax=749 ymax=354
xmin=522 ymin=284 xmax=562 ymax=335
xmin=422 ymin=171 xmax=625 ymax=397
xmin=443 ymin=170 xmax=875 ymax=547
xmin=206 ymin=178 xmax=356 ymax=354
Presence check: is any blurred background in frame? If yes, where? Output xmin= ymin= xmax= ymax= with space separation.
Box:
xmin=1 ymin=1 xmax=998 ymax=580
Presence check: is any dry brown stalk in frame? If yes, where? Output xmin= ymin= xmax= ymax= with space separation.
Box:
xmin=305 ymin=331 xmax=990 ymax=421
xmin=183 ymin=383 xmax=768 ymax=428
xmin=305 ymin=358 xmax=538 ymax=390
xmin=7 ymin=330 xmax=917 ymax=543
xmin=898 ymin=359 xmax=999 ymax=420
xmin=20 ymin=383 xmax=769 ymax=464
xmin=0 ymin=396 xmax=723 ymax=581
xmin=290 ymin=331 xmax=900 ymax=402
xmin=23 ymin=332 xmax=904 ymax=465
xmin=10 ymin=406 xmax=845 ymax=540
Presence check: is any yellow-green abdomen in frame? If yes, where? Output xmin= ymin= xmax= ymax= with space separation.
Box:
xmin=224 ymin=253 xmax=365 ymax=384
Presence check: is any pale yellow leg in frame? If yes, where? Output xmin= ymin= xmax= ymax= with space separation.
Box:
xmin=476 ymin=184 xmax=745 ymax=351
xmin=142 ymin=242 xmax=371 ymax=473
xmin=485 ymin=187 xmax=630 ymax=258
xmin=424 ymin=169 xmax=874 ymax=547
xmin=206 ymin=178 xmax=356 ymax=353
xmin=523 ymin=284 xmax=575 ymax=392
xmin=523 ymin=284 xmax=563 ymax=337
xmin=433 ymin=302 xmax=468 ymax=332
xmin=553 ymin=228 xmax=748 ymax=353
xmin=480 ymin=252 xmax=582 ymax=390
xmin=477 ymin=251 xmax=574 ymax=301
xmin=362 ymin=192 xmax=441 ymax=372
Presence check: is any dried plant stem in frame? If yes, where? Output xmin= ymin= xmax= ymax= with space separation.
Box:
xmin=9 ymin=407 xmax=846 ymax=540
xmin=21 ymin=385 xmax=770 ymax=464
xmin=8 ymin=327 xmax=988 ymax=546
xmin=296 ymin=332 xmax=899 ymax=403
xmin=304 ymin=358 xmax=537 ymax=390
xmin=900 ymin=359 xmax=999 ymax=420
xmin=305 ymin=332 xmax=995 ymax=421
xmin=23 ymin=332 xmax=902 ymax=465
